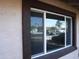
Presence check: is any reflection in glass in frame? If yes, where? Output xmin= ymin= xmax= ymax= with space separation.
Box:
xmin=31 ymin=12 xmax=44 ymax=55
xmin=66 ymin=18 xmax=72 ymax=45
xmin=46 ymin=13 xmax=65 ymax=51
xmin=30 ymin=10 xmax=72 ymax=56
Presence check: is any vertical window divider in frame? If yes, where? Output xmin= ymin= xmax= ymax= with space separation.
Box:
xmin=71 ymin=17 xmax=73 ymax=46
xmin=65 ymin=16 xmax=67 ymax=47
xmin=44 ymin=11 xmax=47 ymax=54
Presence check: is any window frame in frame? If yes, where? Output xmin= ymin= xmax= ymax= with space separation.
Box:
xmin=31 ymin=8 xmax=73 ymax=59
xmin=22 ymin=0 xmax=77 ymax=59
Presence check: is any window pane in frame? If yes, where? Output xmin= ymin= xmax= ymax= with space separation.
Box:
xmin=46 ymin=13 xmax=65 ymax=51
xmin=66 ymin=18 xmax=72 ymax=45
xmin=31 ymin=12 xmax=44 ymax=55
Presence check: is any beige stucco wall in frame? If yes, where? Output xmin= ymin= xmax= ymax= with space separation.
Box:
xmin=0 ymin=0 xmax=79 ymax=59
xmin=0 ymin=0 xmax=22 ymax=59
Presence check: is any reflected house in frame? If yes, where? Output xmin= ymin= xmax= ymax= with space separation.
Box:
xmin=31 ymin=26 xmax=43 ymax=41
xmin=46 ymin=27 xmax=56 ymax=36
xmin=46 ymin=26 xmax=65 ymax=35
xmin=31 ymin=27 xmax=38 ymax=34
xmin=31 ymin=26 xmax=43 ymax=34
xmin=46 ymin=26 xmax=65 ymax=40
xmin=46 ymin=26 xmax=58 ymax=40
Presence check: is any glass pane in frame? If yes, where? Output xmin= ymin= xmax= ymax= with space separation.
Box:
xmin=66 ymin=18 xmax=72 ymax=45
xmin=46 ymin=13 xmax=65 ymax=51
xmin=31 ymin=12 xmax=44 ymax=55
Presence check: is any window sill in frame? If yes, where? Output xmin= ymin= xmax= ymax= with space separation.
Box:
xmin=34 ymin=46 xmax=77 ymax=59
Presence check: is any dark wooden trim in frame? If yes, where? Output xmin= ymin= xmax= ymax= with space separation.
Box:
xmin=24 ymin=0 xmax=76 ymax=17
xmin=22 ymin=0 xmax=77 ymax=59
xmin=22 ymin=1 xmax=31 ymax=59
xmin=72 ymin=15 xmax=77 ymax=47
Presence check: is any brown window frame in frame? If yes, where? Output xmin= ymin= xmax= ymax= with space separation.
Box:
xmin=22 ymin=0 xmax=77 ymax=59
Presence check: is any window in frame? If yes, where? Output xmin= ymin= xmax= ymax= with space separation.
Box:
xmin=23 ymin=1 xmax=76 ymax=59
xmin=30 ymin=8 xmax=73 ymax=59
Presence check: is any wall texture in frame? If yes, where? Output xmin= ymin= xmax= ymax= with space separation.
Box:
xmin=0 ymin=0 xmax=22 ymax=59
xmin=0 ymin=0 xmax=79 ymax=59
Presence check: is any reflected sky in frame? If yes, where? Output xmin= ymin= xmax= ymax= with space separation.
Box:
xmin=31 ymin=17 xmax=43 ymax=26
xmin=31 ymin=17 xmax=65 ymax=28
xmin=46 ymin=19 xmax=65 ymax=28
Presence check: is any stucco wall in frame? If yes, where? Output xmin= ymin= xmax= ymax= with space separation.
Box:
xmin=0 ymin=0 xmax=22 ymax=59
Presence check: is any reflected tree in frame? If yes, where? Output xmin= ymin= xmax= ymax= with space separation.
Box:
xmin=55 ymin=20 xmax=62 ymax=35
